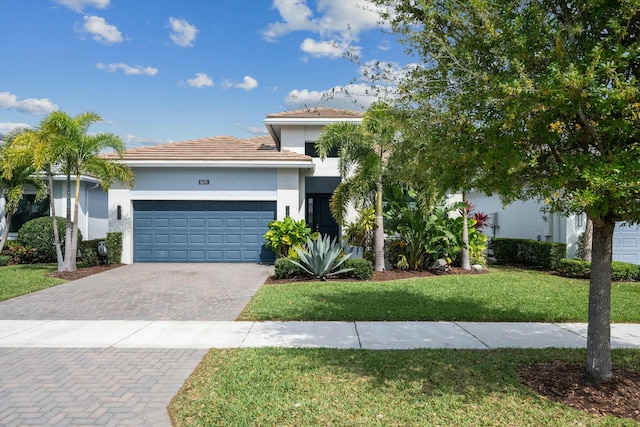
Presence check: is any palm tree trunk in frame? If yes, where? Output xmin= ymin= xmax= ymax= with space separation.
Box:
xmin=586 ymin=215 xmax=615 ymax=382
xmin=63 ymin=172 xmax=73 ymax=271
xmin=0 ymin=212 xmax=12 ymax=253
xmin=374 ymin=180 xmax=385 ymax=272
xmin=460 ymin=192 xmax=471 ymax=270
xmin=67 ymin=172 xmax=83 ymax=272
xmin=48 ymin=173 xmax=64 ymax=271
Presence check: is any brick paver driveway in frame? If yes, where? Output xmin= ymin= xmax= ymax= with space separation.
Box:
xmin=0 ymin=263 xmax=273 ymax=426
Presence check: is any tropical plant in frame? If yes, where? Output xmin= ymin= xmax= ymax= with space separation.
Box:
xmin=6 ymin=111 xmax=134 ymax=272
xmin=315 ymin=102 xmax=398 ymax=272
xmin=264 ymin=216 xmax=315 ymax=258
xmin=289 ymin=235 xmax=353 ymax=281
xmin=0 ymin=130 xmax=47 ymax=253
xmin=343 ymin=207 xmax=376 ymax=249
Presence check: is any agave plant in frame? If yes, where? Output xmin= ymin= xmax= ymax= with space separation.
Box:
xmin=289 ymin=235 xmax=353 ymax=281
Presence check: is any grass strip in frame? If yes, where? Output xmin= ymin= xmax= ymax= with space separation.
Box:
xmin=169 ymin=347 xmax=640 ymax=427
xmin=0 ymin=264 xmax=65 ymax=301
xmin=238 ymin=267 xmax=640 ymax=322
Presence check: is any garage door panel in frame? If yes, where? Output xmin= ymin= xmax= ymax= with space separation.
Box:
xmin=133 ymin=200 xmax=275 ymax=262
xmin=613 ymin=223 xmax=639 ymax=265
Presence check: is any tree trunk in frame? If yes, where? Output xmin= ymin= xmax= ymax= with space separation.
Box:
xmin=63 ymin=172 xmax=73 ymax=271
xmin=581 ymin=217 xmax=593 ymax=262
xmin=67 ymin=172 xmax=83 ymax=272
xmin=0 ymin=212 xmax=12 ymax=253
xmin=49 ymin=173 xmax=64 ymax=271
xmin=374 ymin=180 xmax=385 ymax=272
xmin=460 ymin=192 xmax=471 ymax=270
xmin=586 ymin=215 xmax=615 ymax=382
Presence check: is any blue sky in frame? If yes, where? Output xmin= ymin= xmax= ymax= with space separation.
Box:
xmin=0 ymin=0 xmax=409 ymax=148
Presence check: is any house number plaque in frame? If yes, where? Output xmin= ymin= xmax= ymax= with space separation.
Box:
xmin=199 ymin=179 xmax=210 ymax=185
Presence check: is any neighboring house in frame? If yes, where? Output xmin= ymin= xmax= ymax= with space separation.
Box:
xmin=467 ymin=192 xmax=640 ymax=265
xmin=0 ymin=176 xmax=109 ymax=241
xmin=104 ymin=108 xmax=363 ymax=264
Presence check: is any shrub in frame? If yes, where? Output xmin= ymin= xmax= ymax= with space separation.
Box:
xmin=557 ymin=258 xmax=591 ymax=278
xmin=274 ymin=257 xmax=304 ymax=279
xmin=340 ymin=258 xmax=373 ymax=280
xmin=290 ymin=235 xmax=353 ymax=281
xmin=0 ymin=254 xmax=11 ymax=266
xmin=556 ymin=258 xmax=639 ymax=281
xmin=612 ymin=261 xmax=640 ymax=281
xmin=106 ymin=232 xmax=123 ymax=264
xmin=79 ymin=238 xmax=107 ymax=267
xmin=264 ymin=217 xmax=315 ymax=258
xmin=491 ymin=238 xmax=566 ymax=269
xmin=17 ymin=216 xmax=82 ymax=263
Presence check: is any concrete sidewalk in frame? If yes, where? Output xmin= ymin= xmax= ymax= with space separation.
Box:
xmin=2 ymin=320 xmax=639 ymax=349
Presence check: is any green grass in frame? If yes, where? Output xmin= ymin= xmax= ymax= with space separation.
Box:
xmin=238 ymin=267 xmax=640 ymax=322
xmin=0 ymin=264 xmax=65 ymax=301
xmin=169 ymin=347 xmax=640 ymax=427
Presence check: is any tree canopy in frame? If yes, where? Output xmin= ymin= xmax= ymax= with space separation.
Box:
xmin=373 ymin=0 xmax=640 ymax=381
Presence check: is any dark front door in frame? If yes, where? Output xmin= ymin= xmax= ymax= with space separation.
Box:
xmin=307 ymin=194 xmax=339 ymax=240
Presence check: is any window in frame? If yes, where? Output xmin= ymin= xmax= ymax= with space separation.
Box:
xmin=8 ymin=195 xmax=50 ymax=232
xmin=305 ymin=142 xmax=339 ymax=158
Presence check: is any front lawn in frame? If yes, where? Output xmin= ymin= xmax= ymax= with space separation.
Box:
xmin=238 ymin=267 xmax=640 ymax=322
xmin=169 ymin=348 xmax=640 ymax=426
xmin=0 ymin=264 xmax=65 ymax=301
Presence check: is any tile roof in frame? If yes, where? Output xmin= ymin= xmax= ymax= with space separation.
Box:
xmin=266 ymin=107 xmax=364 ymax=119
xmin=102 ymin=135 xmax=311 ymax=162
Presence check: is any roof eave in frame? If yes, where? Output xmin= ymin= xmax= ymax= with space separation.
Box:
xmin=118 ymin=160 xmax=315 ymax=169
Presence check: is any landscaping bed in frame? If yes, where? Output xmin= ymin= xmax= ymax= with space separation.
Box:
xmin=47 ymin=263 xmax=124 ymax=281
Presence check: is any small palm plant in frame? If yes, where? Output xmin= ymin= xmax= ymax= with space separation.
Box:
xmin=289 ymin=235 xmax=353 ymax=281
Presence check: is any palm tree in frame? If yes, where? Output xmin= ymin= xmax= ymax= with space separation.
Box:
xmin=315 ymin=102 xmax=397 ymax=272
xmin=0 ymin=131 xmax=47 ymax=253
xmin=42 ymin=111 xmax=135 ymax=271
xmin=7 ymin=111 xmax=134 ymax=272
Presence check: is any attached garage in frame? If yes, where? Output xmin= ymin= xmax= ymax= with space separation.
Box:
xmin=133 ymin=200 xmax=276 ymax=263
xmin=613 ymin=222 xmax=640 ymax=265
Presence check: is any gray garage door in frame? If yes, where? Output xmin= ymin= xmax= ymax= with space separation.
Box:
xmin=613 ymin=222 xmax=640 ymax=265
xmin=133 ymin=200 xmax=276 ymax=263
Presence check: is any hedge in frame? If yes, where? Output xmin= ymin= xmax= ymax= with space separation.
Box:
xmin=17 ymin=216 xmax=82 ymax=263
xmin=79 ymin=238 xmax=108 ymax=267
xmin=106 ymin=232 xmax=123 ymax=265
xmin=491 ymin=238 xmax=566 ymax=269
xmin=557 ymin=258 xmax=640 ymax=281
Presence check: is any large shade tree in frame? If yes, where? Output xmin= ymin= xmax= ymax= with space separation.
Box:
xmin=373 ymin=0 xmax=640 ymax=381
xmin=315 ymin=102 xmax=398 ymax=272
xmin=7 ymin=111 xmax=134 ymax=271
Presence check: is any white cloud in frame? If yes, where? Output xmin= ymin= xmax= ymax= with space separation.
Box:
xmin=79 ymin=15 xmax=122 ymax=44
xmin=97 ymin=62 xmax=158 ymax=76
xmin=286 ymin=84 xmax=378 ymax=110
xmin=53 ymin=0 xmax=109 ymax=13
xmin=122 ymin=134 xmax=173 ymax=149
xmin=263 ymin=0 xmax=387 ymax=58
xmin=169 ymin=17 xmax=198 ymax=47
xmin=0 ymin=92 xmax=58 ymax=115
xmin=186 ymin=73 xmax=213 ymax=88
xmin=300 ymin=38 xmax=344 ymax=58
xmin=247 ymin=126 xmax=268 ymax=135
xmin=235 ymin=76 xmax=258 ymax=90
xmin=0 ymin=122 xmax=31 ymax=134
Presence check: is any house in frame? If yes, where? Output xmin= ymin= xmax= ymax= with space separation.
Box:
xmin=467 ymin=192 xmax=640 ymax=265
xmin=104 ymin=108 xmax=363 ymax=264
xmin=0 ymin=176 xmax=109 ymax=241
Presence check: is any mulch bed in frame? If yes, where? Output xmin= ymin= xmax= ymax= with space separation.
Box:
xmin=48 ymin=264 xmax=124 ymax=280
xmin=518 ymin=361 xmax=640 ymax=422
xmin=264 ymin=266 xmax=488 ymax=284
xmin=47 ymin=263 xmax=639 ymax=421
